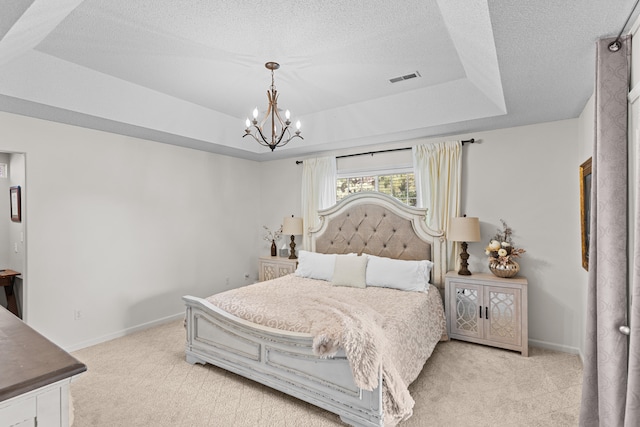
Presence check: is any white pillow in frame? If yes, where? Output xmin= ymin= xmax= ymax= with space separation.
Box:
xmin=365 ymin=255 xmax=434 ymax=292
xmin=294 ymin=251 xmax=357 ymax=281
xmin=332 ymin=255 xmax=368 ymax=288
xmin=294 ymin=251 xmax=335 ymax=281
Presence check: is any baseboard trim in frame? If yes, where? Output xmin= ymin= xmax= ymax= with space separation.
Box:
xmin=529 ymin=338 xmax=581 ymax=356
xmin=64 ymin=312 xmax=184 ymax=353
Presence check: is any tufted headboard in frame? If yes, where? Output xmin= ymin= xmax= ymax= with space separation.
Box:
xmin=309 ymin=192 xmax=446 ymax=289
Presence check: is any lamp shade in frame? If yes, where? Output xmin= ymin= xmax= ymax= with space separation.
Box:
xmin=447 ymin=217 xmax=481 ymax=242
xmin=282 ymin=216 xmax=303 ymax=235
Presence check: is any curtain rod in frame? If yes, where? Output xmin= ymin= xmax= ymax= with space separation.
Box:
xmin=608 ymin=0 xmax=639 ymax=52
xmin=295 ymin=138 xmax=475 ymax=164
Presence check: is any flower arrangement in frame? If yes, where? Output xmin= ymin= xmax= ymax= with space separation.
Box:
xmin=485 ymin=220 xmax=525 ymax=265
xmin=263 ymin=225 xmax=283 ymax=243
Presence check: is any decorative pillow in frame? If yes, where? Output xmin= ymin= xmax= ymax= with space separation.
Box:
xmin=365 ymin=255 xmax=434 ymax=292
xmin=294 ymin=251 xmax=357 ymax=281
xmin=332 ymin=255 xmax=368 ymax=288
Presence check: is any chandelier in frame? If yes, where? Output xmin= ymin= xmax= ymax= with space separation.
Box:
xmin=244 ymin=62 xmax=303 ymax=151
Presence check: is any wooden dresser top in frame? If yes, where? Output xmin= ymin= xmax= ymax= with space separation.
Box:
xmin=0 ymin=306 xmax=86 ymax=402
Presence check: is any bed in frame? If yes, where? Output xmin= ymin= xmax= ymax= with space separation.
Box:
xmin=183 ymin=192 xmax=447 ymax=426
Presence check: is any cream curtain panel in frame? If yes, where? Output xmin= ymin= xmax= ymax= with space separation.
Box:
xmin=301 ymin=156 xmax=337 ymax=251
xmin=412 ymin=141 xmax=462 ymax=269
xmin=580 ymin=36 xmax=639 ymax=426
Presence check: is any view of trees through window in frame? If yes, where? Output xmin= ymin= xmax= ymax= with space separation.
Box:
xmin=336 ymin=173 xmax=417 ymax=206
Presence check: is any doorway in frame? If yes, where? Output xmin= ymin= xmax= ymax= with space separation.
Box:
xmin=0 ymin=152 xmax=26 ymax=319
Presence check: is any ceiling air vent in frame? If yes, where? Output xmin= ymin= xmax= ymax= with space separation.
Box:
xmin=389 ymin=71 xmax=421 ymax=83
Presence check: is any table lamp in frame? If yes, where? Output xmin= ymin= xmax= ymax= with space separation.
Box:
xmin=282 ymin=216 xmax=303 ymax=259
xmin=448 ymin=216 xmax=481 ymax=275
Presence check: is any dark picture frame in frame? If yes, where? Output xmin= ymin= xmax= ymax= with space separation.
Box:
xmin=579 ymin=158 xmax=592 ymax=271
xmin=10 ymin=186 xmax=21 ymax=223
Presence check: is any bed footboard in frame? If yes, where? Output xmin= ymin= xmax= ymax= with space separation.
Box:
xmin=183 ymin=295 xmax=384 ymax=427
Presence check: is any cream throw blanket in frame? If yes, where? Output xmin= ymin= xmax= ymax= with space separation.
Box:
xmin=304 ymin=296 xmax=413 ymax=423
xmin=206 ymin=275 xmax=447 ymax=426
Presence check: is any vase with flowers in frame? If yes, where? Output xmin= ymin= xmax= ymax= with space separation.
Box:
xmin=485 ymin=220 xmax=526 ymax=278
xmin=263 ymin=225 xmax=283 ymax=256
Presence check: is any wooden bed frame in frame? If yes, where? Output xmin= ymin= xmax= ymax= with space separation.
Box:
xmin=183 ymin=193 xmax=446 ymax=426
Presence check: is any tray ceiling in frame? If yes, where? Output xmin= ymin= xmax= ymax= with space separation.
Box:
xmin=0 ymin=1 xmax=636 ymax=160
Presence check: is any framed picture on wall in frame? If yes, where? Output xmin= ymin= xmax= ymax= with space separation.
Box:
xmin=10 ymin=186 xmax=21 ymax=223
xmin=579 ymin=158 xmax=592 ymax=271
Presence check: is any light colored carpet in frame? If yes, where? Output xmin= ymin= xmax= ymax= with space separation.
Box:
xmin=71 ymin=320 xmax=582 ymax=426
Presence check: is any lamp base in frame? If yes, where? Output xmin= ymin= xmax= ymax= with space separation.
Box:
xmin=288 ymin=235 xmax=298 ymax=259
xmin=457 ymin=241 xmax=472 ymax=275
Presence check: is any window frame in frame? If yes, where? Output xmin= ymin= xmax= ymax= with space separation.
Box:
xmin=336 ymin=166 xmax=416 ymax=206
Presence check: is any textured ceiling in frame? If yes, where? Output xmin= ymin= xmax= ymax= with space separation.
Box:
xmin=0 ymin=0 xmax=637 ymax=161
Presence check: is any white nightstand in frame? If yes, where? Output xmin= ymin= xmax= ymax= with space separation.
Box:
xmin=445 ymin=271 xmax=528 ymax=356
xmin=258 ymin=256 xmax=298 ymax=281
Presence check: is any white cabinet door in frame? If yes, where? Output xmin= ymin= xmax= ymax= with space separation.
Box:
xmin=449 ymin=282 xmax=484 ymax=340
xmin=484 ymin=286 xmax=522 ymax=348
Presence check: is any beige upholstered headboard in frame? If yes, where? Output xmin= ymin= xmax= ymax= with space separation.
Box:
xmin=309 ymin=193 xmax=446 ymax=289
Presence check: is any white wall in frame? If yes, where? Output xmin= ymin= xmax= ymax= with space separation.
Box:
xmin=0 ymin=111 xmax=261 ymax=350
xmin=260 ymin=119 xmax=586 ymax=353
xmin=464 ymin=120 xmax=582 ymax=352
xmin=9 ymin=153 xmax=25 ymax=300
xmin=576 ymin=94 xmax=594 ymax=358
xmin=258 ymin=158 xmax=303 ymax=255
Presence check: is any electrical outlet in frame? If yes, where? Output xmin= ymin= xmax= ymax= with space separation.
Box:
xmin=73 ymin=309 xmax=82 ymax=320
xmin=225 ymin=277 xmax=229 ymax=286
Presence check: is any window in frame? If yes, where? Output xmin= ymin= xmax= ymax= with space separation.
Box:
xmin=336 ymin=170 xmax=416 ymax=206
